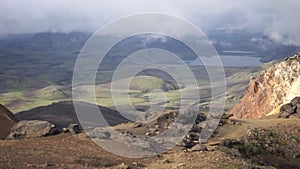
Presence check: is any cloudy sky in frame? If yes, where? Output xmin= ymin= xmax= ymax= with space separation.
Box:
xmin=1 ymin=0 xmax=300 ymax=45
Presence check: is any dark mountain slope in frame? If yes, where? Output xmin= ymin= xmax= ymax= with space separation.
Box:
xmin=16 ymin=101 xmax=130 ymax=130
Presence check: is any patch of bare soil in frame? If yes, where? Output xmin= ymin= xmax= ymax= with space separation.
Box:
xmin=0 ymin=132 xmax=270 ymax=169
xmin=0 ymin=133 xmax=146 ymax=169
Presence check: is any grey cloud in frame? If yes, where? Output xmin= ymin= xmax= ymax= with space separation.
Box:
xmin=0 ymin=0 xmax=299 ymax=45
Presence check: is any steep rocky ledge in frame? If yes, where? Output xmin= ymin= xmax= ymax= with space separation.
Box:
xmin=229 ymin=53 xmax=300 ymax=119
xmin=0 ymin=104 xmax=18 ymax=139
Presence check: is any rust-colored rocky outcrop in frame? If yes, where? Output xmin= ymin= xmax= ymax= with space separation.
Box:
xmin=229 ymin=53 xmax=300 ymax=119
xmin=0 ymin=104 xmax=18 ymax=139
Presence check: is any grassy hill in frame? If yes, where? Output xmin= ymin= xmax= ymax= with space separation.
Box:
xmin=110 ymin=76 xmax=180 ymax=92
xmin=29 ymin=85 xmax=71 ymax=100
xmin=0 ymin=65 xmax=260 ymax=113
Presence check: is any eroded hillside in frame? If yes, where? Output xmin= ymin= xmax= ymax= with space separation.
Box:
xmin=229 ymin=53 xmax=300 ymax=119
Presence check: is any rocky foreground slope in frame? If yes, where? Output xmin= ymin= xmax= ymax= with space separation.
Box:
xmin=229 ymin=53 xmax=300 ymax=119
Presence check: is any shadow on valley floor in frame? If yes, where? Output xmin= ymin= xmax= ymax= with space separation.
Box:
xmin=16 ymin=101 xmax=131 ymax=130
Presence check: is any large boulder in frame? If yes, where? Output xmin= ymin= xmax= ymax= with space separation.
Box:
xmin=7 ymin=120 xmax=58 ymax=139
xmin=278 ymin=97 xmax=300 ymax=118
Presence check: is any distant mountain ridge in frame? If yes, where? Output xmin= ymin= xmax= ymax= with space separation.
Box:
xmin=0 ymin=32 xmax=90 ymax=53
xmin=0 ymin=31 xmax=299 ymax=62
xmin=208 ymin=30 xmax=299 ymax=62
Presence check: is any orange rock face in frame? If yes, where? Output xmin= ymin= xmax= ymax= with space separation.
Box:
xmin=0 ymin=104 xmax=18 ymax=139
xmin=229 ymin=54 xmax=300 ymax=119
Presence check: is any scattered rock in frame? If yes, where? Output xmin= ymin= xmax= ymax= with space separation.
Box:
xmin=293 ymin=153 xmax=300 ymax=159
xmin=7 ymin=120 xmax=58 ymax=139
xmin=156 ymin=111 xmax=178 ymax=126
xmin=117 ymin=163 xmax=131 ymax=169
xmin=133 ymin=123 xmax=142 ymax=128
xmin=148 ymin=128 xmax=158 ymax=133
xmin=190 ymin=123 xmax=202 ymax=133
xmin=67 ymin=123 xmax=82 ymax=134
xmin=222 ymin=113 xmax=233 ymax=119
xmin=160 ymin=159 xmax=171 ymax=163
xmin=220 ymin=139 xmax=232 ymax=147
xmin=206 ymin=145 xmax=216 ymax=151
xmin=227 ymin=148 xmax=241 ymax=157
xmin=88 ymin=127 xmax=112 ymax=139
xmin=177 ymin=112 xmax=208 ymax=149
xmin=182 ymin=132 xmax=200 ymax=148
xmin=120 ymin=131 xmax=136 ymax=138
xmin=177 ymin=163 xmax=185 ymax=167
xmin=220 ymin=139 xmax=240 ymax=148
xmin=190 ymin=144 xmax=208 ymax=152
xmin=42 ymin=162 xmax=54 ymax=167
xmin=132 ymin=161 xmax=144 ymax=167
xmin=195 ymin=113 xmax=206 ymax=123
xmin=62 ymin=127 xmax=69 ymax=133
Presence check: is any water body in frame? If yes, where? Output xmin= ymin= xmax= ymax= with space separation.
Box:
xmin=221 ymin=50 xmax=256 ymax=54
xmin=187 ymin=55 xmax=262 ymax=67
